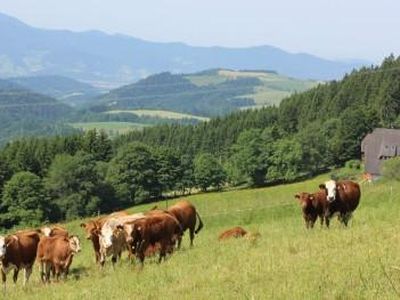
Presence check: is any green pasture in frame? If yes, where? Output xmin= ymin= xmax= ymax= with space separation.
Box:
xmin=5 ymin=174 xmax=400 ymax=299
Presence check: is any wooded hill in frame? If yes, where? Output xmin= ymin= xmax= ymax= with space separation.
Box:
xmin=8 ymin=75 xmax=103 ymax=106
xmin=0 ymin=80 xmax=76 ymax=145
xmin=93 ymin=69 xmax=317 ymax=117
xmin=0 ymin=55 xmax=398 ymax=229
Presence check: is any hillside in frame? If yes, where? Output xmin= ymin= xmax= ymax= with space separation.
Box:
xmin=8 ymin=75 xmax=103 ymax=106
xmin=4 ymin=174 xmax=400 ymax=299
xmin=0 ymin=81 xmax=75 ymax=144
xmin=0 ymin=12 xmax=366 ymax=85
xmin=93 ymin=69 xmax=317 ymax=117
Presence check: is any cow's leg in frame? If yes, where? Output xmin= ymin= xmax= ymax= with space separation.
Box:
xmin=111 ymin=255 xmax=118 ymax=268
xmin=12 ymin=268 xmax=19 ymax=284
xmin=23 ymin=266 xmax=32 ymax=286
xmin=54 ymin=264 xmax=61 ymax=282
xmin=158 ymin=241 xmax=167 ymax=263
xmin=45 ymin=263 xmax=52 ymax=283
xmin=189 ymin=226 xmax=195 ymax=247
xmin=39 ymin=261 xmax=45 ymax=283
xmin=1 ymin=269 xmax=6 ymax=294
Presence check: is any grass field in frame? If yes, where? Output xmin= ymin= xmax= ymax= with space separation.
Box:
xmin=70 ymin=122 xmax=146 ymax=135
xmin=186 ymin=69 xmax=319 ymax=106
xmin=4 ymin=173 xmax=400 ymax=299
xmin=104 ymin=109 xmax=209 ymax=121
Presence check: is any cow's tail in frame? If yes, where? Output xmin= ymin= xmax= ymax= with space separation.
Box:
xmin=195 ymin=211 xmax=204 ymax=234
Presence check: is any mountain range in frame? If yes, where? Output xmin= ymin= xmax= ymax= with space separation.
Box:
xmin=0 ymin=12 xmax=368 ymax=86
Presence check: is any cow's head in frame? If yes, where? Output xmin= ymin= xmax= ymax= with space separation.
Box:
xmin=80 ymin=221 xmax=100 ymax=240
xmin=41 ymin=226 xmax=52 ymax=237
xmin=99 ymin=225 xmax=115 ymax=250
xmin=0 ymin=236 xmax=6 ymax=258
xmin=294 ymin=192 xmax=314 ymax=209
xmin=69 ymin=235 xmax=81 ymax=253
xmin=319 ymin=180 xmax=336 ymax=202
xmin=117 ymin=223 xmax=134 ymax=245
xmin=0 ymin=235 xmax=17 ymax=259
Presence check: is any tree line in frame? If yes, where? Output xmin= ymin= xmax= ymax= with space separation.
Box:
xmin=1 ymin=55 xmax=400 ymax=229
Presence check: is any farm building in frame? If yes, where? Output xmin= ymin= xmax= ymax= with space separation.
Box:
xmin=361 ymin=128 xmax=400 ymax=176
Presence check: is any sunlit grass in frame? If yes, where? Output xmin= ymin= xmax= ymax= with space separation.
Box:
xmin=5 ymin=174 xmax=400 ymax=299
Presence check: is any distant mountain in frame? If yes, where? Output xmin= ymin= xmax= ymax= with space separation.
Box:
xmin=93 ymin=69 xmax=317 ymax=117
xmin=0 ymin=80 xmax=75 ymax=144
xmin=0 ymin=12 xmax=367 ymax=86
xmin=8 ymin=75 xmax=103 ymax=106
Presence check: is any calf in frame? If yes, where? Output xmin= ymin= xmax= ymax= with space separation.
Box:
xmin=218 ymin=227 xmax=248 ymax=240
xmin=295 ymin=191 xmax=328 ymax=228
xmin=0 ymin=230 xmax=40 ymax=289
xmin=36 ymin=235 xmax=81 ymax=283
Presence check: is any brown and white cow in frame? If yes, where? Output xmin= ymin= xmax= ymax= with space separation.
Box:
xmin=128 ymin=212 xmax=183 ymax=265
xmin=98 ymin=213 xmax=145 ymax=266
xmin=80 ymin=210 xmax=128 ymax=263
xmin=218 ymin=226 xmax=248 ymax=240
xmin=0 ymin=230 xmax=40 ymax=289
xmin=36 ymin=235 xmax=81 ymax=283
xmin=153 ymin=200 xmax=203 ymax=248
xmin=318 ymin=180 xmax=361 ymax=227
xmin=295 ymin=190 xmax=328 ymax=228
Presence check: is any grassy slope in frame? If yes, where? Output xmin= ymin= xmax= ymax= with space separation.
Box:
xmin=70 ymin=122 xmax=146 ymax=135
xmin=6 ymin=174 xmax=400 ymax=299
xmin=104 ymin=109 xmax=210 ymax=121
xmin=186 ymin=70 xmax=318 ymax=106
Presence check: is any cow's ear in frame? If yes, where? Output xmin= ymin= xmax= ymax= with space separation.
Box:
xmin=319 ymin=184 xmax=326 ymax=190
xmin=80 ymin=223 xmax=86 ymax=228
xmin=294 ymin=194 xmax=300 ymax=199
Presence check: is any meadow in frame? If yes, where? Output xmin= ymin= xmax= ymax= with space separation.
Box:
xmin=70 ymin=122 xmax=147 ymax=135
xmin=4 ymin=173 xmax=400 ymax=299
xmin=104 ymin=110 xmax=209 ymax=121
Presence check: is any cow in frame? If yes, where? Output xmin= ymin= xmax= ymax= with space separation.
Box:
xmin=0 ymin=230 xmax=40 ymax=289
xmin=218 ymin=227 xmax=248 ymax=240
xmin=154 ymin=200 xmax=203 ymax=248
xmin=36 ymin=235 xmax=81 ymax=283
xmin=80 ymin=210 xmax=128 ymax=263
xmin=41 ymin=225 xmax=69 ymax=238
xmin=294 ymin=191 xmax=328 ymax=228
xmin=127 ymin=212 xmax=183 ymax=265
xmin=318 ymin=179 xmax=361 ymax=227
xmin=98 ymin=213 xmax=145 ymax=266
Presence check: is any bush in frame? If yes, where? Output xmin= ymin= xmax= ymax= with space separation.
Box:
xmin=381 ymin=157 xmax=400 ymax=181
xmin=345 ymin=159 xmax=361 ymax=170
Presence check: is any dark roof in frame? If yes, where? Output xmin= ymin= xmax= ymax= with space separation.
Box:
xmin=361 ymin=128 xmax=400 ymax=175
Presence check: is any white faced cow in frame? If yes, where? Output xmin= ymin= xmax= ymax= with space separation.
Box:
xmin=318 ymin=179 xmax=361 ymax=227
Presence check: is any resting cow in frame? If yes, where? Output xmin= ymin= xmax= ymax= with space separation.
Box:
xmin=80 ymin=210 xmax=128 ymax=263
xmin=36 ymin=235 xmax=81 ymax=282
xmin=294 ymin=191 xmax=327 ymax=228
xmin=318 ymin=180 xmax=361 ymax=227
xmin=128 ymin=212 xmax=183 ymax=265
xmin=153 ymin=200 xmax=203 ymax=247
xmin=0 ymin=230 xmax=41 ymax=289
xmin=218 ymin=227 xmax=248 ymax=240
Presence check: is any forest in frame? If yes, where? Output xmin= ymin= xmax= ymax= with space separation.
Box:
xmin=0 ymin=55 xmax=399 ymax=229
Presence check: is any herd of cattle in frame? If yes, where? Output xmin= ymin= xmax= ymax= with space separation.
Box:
xmin=0 ymin=179 xmax=361 ymax=290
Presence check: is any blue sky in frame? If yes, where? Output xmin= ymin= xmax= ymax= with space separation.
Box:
xmin=0 ymin=0 xmax=398 ymax=62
